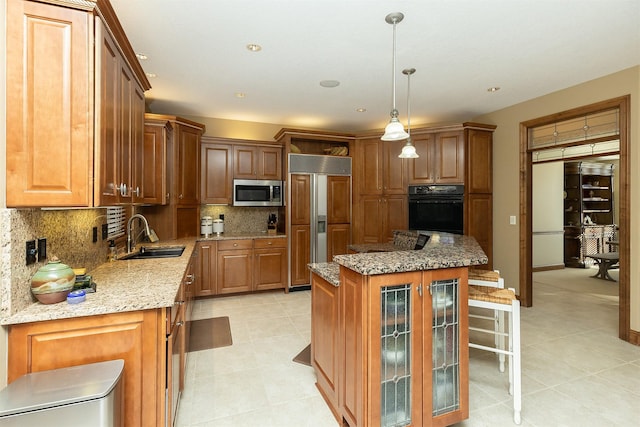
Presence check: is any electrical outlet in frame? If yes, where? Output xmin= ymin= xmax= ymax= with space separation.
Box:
xmin=93 ymin=226 xmax=98 ymax=243
xmin=38 ymin=238 xmax=47 ymax=261
xmin=26 ymin=240 xmax=37 ymax=265
xmin=102 ymin=223 xmax=108 ymax=240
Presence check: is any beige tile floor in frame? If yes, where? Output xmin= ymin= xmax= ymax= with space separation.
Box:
xmin=176 ymin=267 xmax=640 ymax=426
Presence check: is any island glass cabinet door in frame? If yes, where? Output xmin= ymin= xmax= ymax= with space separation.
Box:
xmin=367 ymin=268 xmax=469 ymax=427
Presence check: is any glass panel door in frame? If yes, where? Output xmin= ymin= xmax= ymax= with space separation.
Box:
xmin=431 ymin=278 xmax=460 ymax=416
xmin=380 ymin=284 xmax=412 ymax=427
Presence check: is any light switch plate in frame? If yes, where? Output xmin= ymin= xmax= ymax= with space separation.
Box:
xmin=509 ymin=215 xmax=517 ymax=225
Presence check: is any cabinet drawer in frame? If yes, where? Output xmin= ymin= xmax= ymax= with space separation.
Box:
xmin=254 ymin=238 xmax=287 ymax=249
xmin=218 ymin=239 xmax=253 ymax=251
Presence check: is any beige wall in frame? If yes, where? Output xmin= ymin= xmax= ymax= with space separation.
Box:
xmin=475 ymin=66 xmax=640 ymax=331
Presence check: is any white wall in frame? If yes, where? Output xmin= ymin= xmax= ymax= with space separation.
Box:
xmin=532 ymin=162 xmax=564 ymax=268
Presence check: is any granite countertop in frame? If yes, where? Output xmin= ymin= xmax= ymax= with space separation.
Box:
xmin=1 ymin=238 xmax=197 ymax=326
xmin=197 ymin=232 xmax=287 ymax=241
xmin=308 ymin=262 xmax=340 ymax=286
xmin=334 ymin=233 xmax=488 ymax=276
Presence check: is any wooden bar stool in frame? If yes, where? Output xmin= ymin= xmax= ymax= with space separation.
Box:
xmin=468 ymin=270 xmax=522 ymax=425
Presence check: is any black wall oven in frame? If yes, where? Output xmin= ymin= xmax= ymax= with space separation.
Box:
xmin=408 ymin=185 xmax=464 ymax=234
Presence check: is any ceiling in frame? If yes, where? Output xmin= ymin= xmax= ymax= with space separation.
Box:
xmin=110 ymin=0 xmax=640 ymax=133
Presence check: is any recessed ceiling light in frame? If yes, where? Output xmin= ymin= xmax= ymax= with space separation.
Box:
xmin=356 ymin=108 xmax=367 ymax=113
xmin=487 ymin=86 xmax=500 ymax=92
xmin=136 ymin=53 xmax=148 ymax=60
xmin=145 ymin=72 xmax=157 ymax=78
xmin=246 ymin=44 xmax=262 ymax=52
xmin=319 ymin=80 xmax=340 ymax=88
xmin=235 ymin=92 xmax=246 ymax=98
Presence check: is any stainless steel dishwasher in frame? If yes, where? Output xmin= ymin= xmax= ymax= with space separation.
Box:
xmin=0 ymin=359 xmax=124 ymax=426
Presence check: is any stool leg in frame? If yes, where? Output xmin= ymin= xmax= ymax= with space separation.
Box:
xmin=497 ymin=309 xmax=506 ymax=372
xmin=512 ymin=300 xmax=522 ymax=425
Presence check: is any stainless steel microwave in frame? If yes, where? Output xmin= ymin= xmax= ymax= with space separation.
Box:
xmin=233 ymin=179 xmax=284 ymax=207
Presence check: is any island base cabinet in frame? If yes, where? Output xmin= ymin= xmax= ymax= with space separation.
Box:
xmin=319 ymin=266 xmax=469 ymax=427
xmin=311 ymin=273 xmax=341 ymax=420
xmin=8 ymin=310 xmax=165 ymax=427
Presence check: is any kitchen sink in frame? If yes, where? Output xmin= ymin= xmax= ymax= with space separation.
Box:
xmin=119 ymin=245 xmax=186 ymax=260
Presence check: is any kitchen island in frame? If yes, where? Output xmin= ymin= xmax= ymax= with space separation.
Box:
xmin=308 ymin=231 xmax=487 ymax=427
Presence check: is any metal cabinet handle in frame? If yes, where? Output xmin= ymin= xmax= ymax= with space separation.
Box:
xmin=176 ymin=321 xmax=184 ymax=326
xmin=178 ymin=194 xmax=184 ymax=199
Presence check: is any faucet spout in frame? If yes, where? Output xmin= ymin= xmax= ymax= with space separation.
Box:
xmin=127 ymin=214 xmax=158 ymax=253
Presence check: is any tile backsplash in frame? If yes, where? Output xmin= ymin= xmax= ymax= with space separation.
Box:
xmin=200 ymin=206 xmax=284 ymax=234
xmin=1 ymin=208 xmax=109 ymax=317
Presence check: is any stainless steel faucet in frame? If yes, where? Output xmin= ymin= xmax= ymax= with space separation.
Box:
xmin=127 ymin=214 xmax=159 ymax=253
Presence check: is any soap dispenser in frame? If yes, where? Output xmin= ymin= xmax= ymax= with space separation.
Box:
xmin=108 ymin=240 xmax=117 ymax=262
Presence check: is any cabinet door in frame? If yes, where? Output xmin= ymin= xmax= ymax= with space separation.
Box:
xmin=465 ymin=129 xmax=492 ymax=193
xmin=435 ymin=131 xmax=464 ymax=184
xmin=367 ymin=272 xmax=424 ymax=427
xmin=358 ymin=138 xmax=383 ymax=195
xmin=290 ymin=225 xmax=311 ymax=286
xmin=290 ymin=174 xmax=311 ymax=225
xmin=117 ymin=61 xmax=134 ymax=204
xmin=201 ymin=143 xmax=233 ymax=204
xmin=254 ymin=247 xmax=287 ymax=291
xmin=196 ymin=242 xmax=217 ymax=297
xmin=8 ymin=310 xmax=162 ymax=427
xmin=360 ymin=196 xmax=383 ymax=244
xmin=311 ymin=272 xmax=340 ymax=412
xmin=6 ymin=1 xmax=92 ymax=207
xmin=217 ymin=249 xmax=253 ymax=294
xmin=382 ymin=140 xmax=407 ymax=194
xmin=139 ymin=122 xmax=168 ymax=205
xmin=328 ymin=224 xmax=351 ymax=260
xmin=131 ymin=84 xmax=148 ymax=203
xmin=234 ymin=145 xmax=258 ymax=179
xmin=328 ymin=176 xmax=351 ymax=224
xmin=176 ymin=125 xmax=201 ymax=205
xmin=258 ymin=146 xmax=283 ymax=180
xmin=384 ymin=195 xmax=408 ymax=243
xmin=408 ymin=134 xmax=436 ymax=184
xmin=96 ymin=22 xmax=121 ymax=206
xmin=424 ymin=268 xmax=469 ymax=426
xmin=465 ymin=194 xmax=493 ymax=270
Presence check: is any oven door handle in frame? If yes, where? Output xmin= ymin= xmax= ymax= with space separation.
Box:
xmin=409 ymin=199 xmax=464 ymax=204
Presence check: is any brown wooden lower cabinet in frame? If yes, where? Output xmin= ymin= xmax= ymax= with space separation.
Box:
xmin=312 ymin=266 xmax=469 ymax=427
xmin=195 ymin=238 xmax=288 ymax=296
xmin=8 ymin=310 xmax=166 ymax=427
xmin=196 ymin=241 xmax=217 ymax=296
xmin=311 ymin=273 xmax=340 ymax=419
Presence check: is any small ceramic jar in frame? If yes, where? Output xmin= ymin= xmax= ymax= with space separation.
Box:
xmin=31 ymin=258 xmax=76 ymax=304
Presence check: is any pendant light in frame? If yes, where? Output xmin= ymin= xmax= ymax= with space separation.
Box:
xmin=381 ymin=12 xmax=410 ymax=141
xmin=399 ymin=68 xmax=419 ymax=158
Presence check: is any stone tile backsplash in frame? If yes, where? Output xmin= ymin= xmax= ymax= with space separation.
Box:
xmin=1 ymin=208 xmax=109 ymax=317
xmin=200 ymin=206 xmax=284 ymax=234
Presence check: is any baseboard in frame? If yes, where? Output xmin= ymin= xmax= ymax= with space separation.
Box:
xmin=532 ymin=264 xmax=565 ymax=272
xmin=628 ymin=329 xmax=640 ymax=346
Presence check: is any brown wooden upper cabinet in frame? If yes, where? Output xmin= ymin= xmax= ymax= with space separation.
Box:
xmin=201 ymin=142 xmax=233 ymax=205
xmin=138 ymin=119 xmax=169 ymax=205
xmin=233 ymin=145 xmax=282 ymax=180
xmin=408 ymin=131 xmax=465 ymax=185
xmin=357 ymin=136 xmax=407 ymax=195
xmin=5 ymin=0 xmax=150 ymax=208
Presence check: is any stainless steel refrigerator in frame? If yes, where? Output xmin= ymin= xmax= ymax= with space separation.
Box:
xmin=288 ymin=154 xmax=352 ymax=288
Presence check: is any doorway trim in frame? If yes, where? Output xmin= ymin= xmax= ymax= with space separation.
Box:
xmin=519 ymin=95 xmax=631 ymax=342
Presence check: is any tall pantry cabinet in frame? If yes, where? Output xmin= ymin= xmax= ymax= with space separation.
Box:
xmin=5 ymin=0 xmax=151 ymax=208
